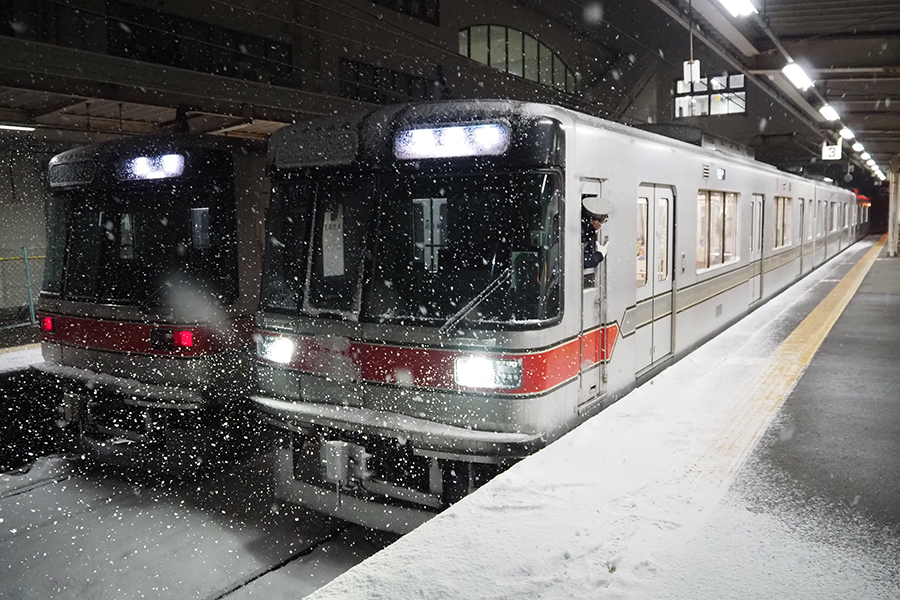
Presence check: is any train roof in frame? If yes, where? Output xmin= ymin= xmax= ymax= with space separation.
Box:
xmin=49 ymin=134 xmax=264 ymax=166
xmin=268 ymin=100 xmax=855 ymax=198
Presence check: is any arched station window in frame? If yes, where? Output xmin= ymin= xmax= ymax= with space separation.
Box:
xmin=458 ymin=25 xmax=578 ymax=94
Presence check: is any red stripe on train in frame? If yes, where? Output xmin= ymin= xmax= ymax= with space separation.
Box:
xmin=258 ymin=324 xmax=619 ymax=395
xmin=38 ymin=312 xmax=253 ymax=357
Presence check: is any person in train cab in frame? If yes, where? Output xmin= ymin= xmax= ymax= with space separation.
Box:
xmin=583 ymin=210 xmax=609 ymax=268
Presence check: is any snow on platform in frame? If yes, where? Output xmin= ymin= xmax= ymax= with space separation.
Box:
xmin=0 ymin=343 xmax=41 ymax=375
xmin=306 ymin=237 xmax=900 ymax=600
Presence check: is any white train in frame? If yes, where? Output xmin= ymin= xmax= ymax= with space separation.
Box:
xmin=35 ymin=135 xmax=269 ymax=470
xmin=252 ymin=100 xmax=867 ymax=532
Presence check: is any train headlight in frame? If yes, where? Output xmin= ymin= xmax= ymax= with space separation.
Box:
xmin=257 ymin=335 xmax=295 ymax=365
xmin=118 ymin=154 xmax=185 ymax=181
xmin=454 ymin=356 xmax=523 ymax=390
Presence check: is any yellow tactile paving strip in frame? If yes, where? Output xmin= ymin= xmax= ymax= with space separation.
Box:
xmin=691 ymin=234 xmax=888 ymax=484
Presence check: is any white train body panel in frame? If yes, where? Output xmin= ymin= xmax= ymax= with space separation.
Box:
xmin=253 ymin=101 xmax=866 ymax=532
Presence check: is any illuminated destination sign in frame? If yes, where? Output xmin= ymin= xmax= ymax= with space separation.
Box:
xmin=394 ymin=123 xmax=510 ymax=160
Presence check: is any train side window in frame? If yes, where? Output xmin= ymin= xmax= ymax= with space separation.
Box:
xmin=697 ymin=189 xmax=738 ymax=270
xmin=656 ymin=198 xmax=668 ymax=282
xmin=723 ymin=192 xmax=738 ymax=262
xmin=807 ymin=199 xmax=814 ymax=240
xmin=774 ymin=196 xmax=791 ymax=248
xmin=818 ymin=201 xmax=827 ymax=237
xmin=709 ymin=191 xmax=724 ymax=265
xmin=637 ymin=196 xmax=648 ymax=287
xmin=696 ymin=191 xmax=708 ymax=270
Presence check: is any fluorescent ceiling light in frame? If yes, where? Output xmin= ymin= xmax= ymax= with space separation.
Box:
xmin=866 ymin=158 xmax=876 ymax=166
xmin=782 ymin=63 xmax=814 ymax=91
xmin=861 ymin=152 xmax=871 ymax=160
xmin=852 ymin=142 xmax=865 ymax=152
xmin=818 ymin=104 xmax=840 ymax=121
xmin=839 ymin=128 xmax=855 ymax=140
xmin=0 ymin=124 xmax=36 ymax=132
xmin=717 ymin=0 xmax=758 ymax=17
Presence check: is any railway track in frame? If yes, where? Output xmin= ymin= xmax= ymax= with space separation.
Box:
xmin=0 ymin=382 xmax=396 ymax=600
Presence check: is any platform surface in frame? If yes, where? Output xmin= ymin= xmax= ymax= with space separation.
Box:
xmin=306 ymin=235 xmax=900 ymax=600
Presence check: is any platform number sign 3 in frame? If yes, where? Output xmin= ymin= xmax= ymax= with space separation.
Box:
xmin=822 ymin=142 xmax=842 ymax=160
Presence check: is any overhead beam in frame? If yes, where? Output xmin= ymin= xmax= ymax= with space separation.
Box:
xmin=0 ymin=36 xmax=368 ymax=125
xmin=31 ymin=112 xmax=160 ymax=135
xmin=749 ymin=36 xmax=900 ymax=72
xmin=0 ymin=106 xmax=31 ymax=123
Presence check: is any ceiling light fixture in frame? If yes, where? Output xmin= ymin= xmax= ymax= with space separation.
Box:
xmin=818 ymin=104 xmax=840 ymax=121
xmin=782 ymin=63 xmax=814 ymax=91
xmin=0 ymin=124 xmax=36 ymax=132
xmin=839 ymin=128 xmax=855 ymax=140
xmin=852 ymin=142 xmax=865 ymax=152
xmin=717 ymin=0 xmax=758 ymax=17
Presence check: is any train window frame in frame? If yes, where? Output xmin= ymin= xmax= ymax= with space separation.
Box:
xmin=656 ymin=197 xmax=669 ymax=282
xmin=637 ymin=196 xmax=649 ymax=287
xmin=750 ymin=194 xmax=764 ymax=256
xmin=696 ymin=189 xmax=739 ymax=271
xmin=774 ymin=196 xmax=792 ymax=249
xmin=818 ymin=200 xmax=827 ymax=238
xmin=807 ymin=199 xmax=814 ymax=241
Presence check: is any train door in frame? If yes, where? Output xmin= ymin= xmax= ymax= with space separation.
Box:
xmin=579 ymin=178 xmax=607 ymax=407
xmin=634 ymin=184 xmax=674 ymax=374
xmin=750 ymin=194 xmax=764 ymax=302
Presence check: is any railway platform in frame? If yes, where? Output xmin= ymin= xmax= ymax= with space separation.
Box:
xmin=305 ymin=233 xmax=900 ymax=600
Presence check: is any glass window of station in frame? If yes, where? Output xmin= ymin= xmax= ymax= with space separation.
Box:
xmin=459 ymin=26 xmax=578 ymax=95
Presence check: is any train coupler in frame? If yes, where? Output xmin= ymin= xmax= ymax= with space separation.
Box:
xmin=321 ymin=440 xmax=372 ymax=489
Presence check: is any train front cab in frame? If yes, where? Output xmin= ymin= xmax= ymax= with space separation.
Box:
xmin=34 ymin=136 xmax=268 ymax=470
xmin=252 ymin=102 xmax=620 ymax=533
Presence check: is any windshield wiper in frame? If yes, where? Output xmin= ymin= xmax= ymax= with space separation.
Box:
xmin=138 ymin=280 xmax=172 ymax=311
xmin=439 ymin=266 xmax=512 ymax=336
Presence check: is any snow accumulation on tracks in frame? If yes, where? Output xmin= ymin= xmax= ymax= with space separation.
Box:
xmin=0 ymin=453 xmax=395 ymax=600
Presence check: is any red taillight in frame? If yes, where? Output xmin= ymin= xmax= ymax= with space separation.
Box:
xmin=174 ymin=330 xmax=193 ymax=348
xmin=41 ymin=316 xmax=53 ymax=332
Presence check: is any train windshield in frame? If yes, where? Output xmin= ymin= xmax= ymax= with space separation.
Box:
xmin=261 ymin=174 xmax=376 ymax=317
xmin=43 ymin=182 xmax=237 ymax=307
xmin=261 ymin=170 xmax=561 ymax=327
xmin=367 ymin=171 xmax=561 ymax=327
